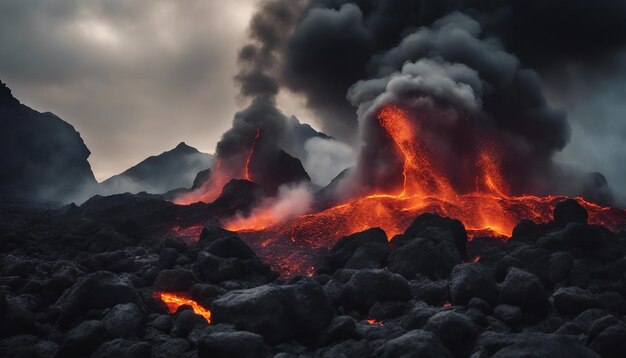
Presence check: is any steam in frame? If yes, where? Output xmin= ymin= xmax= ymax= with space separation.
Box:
xmin=223 ymin=182 xmax=314 ymax=230
xmin=303 ymin=137 xmax=355 ymax=186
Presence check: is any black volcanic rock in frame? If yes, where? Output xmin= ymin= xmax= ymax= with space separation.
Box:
xmin=55 ymin=271 xmax=143 ymax=326
xmin=449 ymin=263 xmax=499 ymax=306
xmin=500 ymin=268 xmax=549 ymax=316
xmin=56 ymin=320 xmax=107 ymax=358
xmin=379 ymin=330 xmax=453 ymax=358
xmin=424 ymin=311 xmax=481 ymax=357
xmin=341 ymin=269 xmax=411 ymax=311
xmin=317 ymin=228 xmax=389 ymax=274
xmin=403 ymin=213 xmax=469 ymax=260
xmin=211 ymin=279 xmax=334 ymax=344
xmin=249 ymin=149 xmax=311 ymax=195
xmin=198 ymin=331 xmax=268 ymax=358
xmin=552 ymin=287 xmax=602 ymax=315
xmin=554 ymin=199 xmax=589 ymax=227
xmin=210 ymin=179 xmax=265 ymax=217
xmin=0 ymin=80 xmax=97 ymax=203
xmin=101 ymin=142 xmax=214 ymax=195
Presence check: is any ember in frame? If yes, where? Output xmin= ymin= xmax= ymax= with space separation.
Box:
xmin=156 ymin=292 xmax=212 ymax=323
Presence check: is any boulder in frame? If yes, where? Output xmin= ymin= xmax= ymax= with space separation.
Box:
xmin=424 ymin=311 xmax=481 ymax=357
xmin=493 ymin=304 xmax=522 ymax=325
xmin=342 ymin=269 xmax=411 ymax=311
xmin=55 ymin=271 xmax=142 ymax=326
xmin=56 ymin=320 xmax=107 ymax=357
xmin=153 ymin=269 xmax=196 ymax=292
xmin=554 ymin=199 xmax=588 ymax=227
xmin=388 ymin=237 xmax=459 ymax=279
xmin=449 ymin=263 xmax=499 ymax=305
xmin=317 ymin=228 xmax=389 ymax=274
xmin=198 ymin=331 xmax=268 ymax=358
xmin=211 ymin=279 xmax=333 ymax=344
xmin=102 ymin=303 xmax=144 ymax=338
xmin=552 ymin=287 xmax=602 ymax=315
xmin=403 ymin=213 xmax=469 ymax=260
xmin=379 ymin=330 xmax=453 ymax=358
xmin=587 ymin=315 xmax=626 ymax=358
xmin=500 ymin=268 xmax=549 ymax=315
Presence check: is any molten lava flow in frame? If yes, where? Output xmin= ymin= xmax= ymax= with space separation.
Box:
xmin=156 ymin=292 xmax=211 ymax=323
xmin=174 ymin=129 xmax=262 ymax=205
xmin=232 ymin=104 xmax=626 ymax=258
xmin=244 ymin=129 xmax=261 ymax=181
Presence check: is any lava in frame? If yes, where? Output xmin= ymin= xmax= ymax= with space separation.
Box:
xmin=155 ymin=292 xmax=212 ymax=323
xmin=230 ymin=105 xmax=626 ymax=248
xmin=174 ymin=129 xmax=262 ymax=205
xmin=244 ymin=129 xmax=261 ymax=181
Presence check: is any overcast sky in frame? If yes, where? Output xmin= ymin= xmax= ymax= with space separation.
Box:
xmin=0 ymin=0 xmax=263 ymax=181
xmin=1 ymin=0 xmax=625 ymax=199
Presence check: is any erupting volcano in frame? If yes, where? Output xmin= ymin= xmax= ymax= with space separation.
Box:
xmin=224 ymin=105 xmax=626 ymax=252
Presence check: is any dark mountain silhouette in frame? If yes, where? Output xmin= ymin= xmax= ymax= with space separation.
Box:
xmin=101 ymin=142 xmax=214 ymax=195
xmin=0 ymin=80 xmax=97 ymax=204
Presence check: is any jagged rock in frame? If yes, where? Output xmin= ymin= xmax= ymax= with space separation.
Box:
xmin=449 ymin=262 xmax=499 ymax=305
xmin=91 ymin=338 xmax=151 ymax=358
xmin=56 ymin=320 xmax=107 ymax=357
xmin=102 ymin=303 xmax=144 ymax=338
xmin=55 ymin=271 xmax=143 ymax=326
xmin=198 ymin=331 xmax=268 ymax=358
xmin=317 ymin=228 xmax=389 ymax=274
xmin=212 ymin=279 xmax=333 ymax=344
xmin=379 ymin=330 xmax=453 ymax=358
xmin=423 ymin=311 xmax=481 ymax=357
xmin=500 ymin=268 xmax=549 ymax=315
xmin=342 ymin=269 xmax=411 ymax=311
xmin=0 ymin=80 xmax=97 ymax=203
xmin=552 ymin=287 xmax=602 ymax=315
xmin=153 ymin=269 xmax=196 ymax=292
xmin=554 ymin=199 xmax=589 ymax=227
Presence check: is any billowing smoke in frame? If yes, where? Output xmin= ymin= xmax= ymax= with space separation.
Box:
xmin=235 ymin=0 xmax=625 ymax=204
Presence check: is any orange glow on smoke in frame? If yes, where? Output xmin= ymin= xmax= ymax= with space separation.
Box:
xmin=244 ymin=129 xmax=261 ymax=181
xmin=228 ymin=104 xmax=626 ymax=250
xmin=156 ymin=292 xmax=211 ymax=323
xmin=174 ymin=129 xmax=262 ymax=205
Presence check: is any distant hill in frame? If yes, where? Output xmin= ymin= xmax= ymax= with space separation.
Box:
xmin=0 ymin=80 xmax=97 ymax=204
xmin=100 ymin=142 xmax=214 ymax=195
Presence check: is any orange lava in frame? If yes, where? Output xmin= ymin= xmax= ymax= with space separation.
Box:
xmin=366 ymin=319 xmax=384 ymax=326
xmin=155 ymin=292 xmax=211 ymax=323
xmin=230 ymin=105 xmax=626 ymax=248
xmin=443 ymin=302 xmax=452 ymax=308
xmin=174 ymin=129 xmax=262 ymax=205
xmin=244 ymin=129 xmax=261 ymax=181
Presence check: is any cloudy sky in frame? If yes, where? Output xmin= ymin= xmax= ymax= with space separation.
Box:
xmin=0 ymin=0 xmax=267 ymax=181
xmin=1 ymin=0 xmax=625 ymax=200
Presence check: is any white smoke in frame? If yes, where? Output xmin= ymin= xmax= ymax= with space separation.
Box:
xmin=303 ymin=137 xmax=355 ymax=186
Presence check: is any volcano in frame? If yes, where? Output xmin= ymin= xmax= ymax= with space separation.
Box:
xmin=172 ymin=104 xmax=626 ymax=276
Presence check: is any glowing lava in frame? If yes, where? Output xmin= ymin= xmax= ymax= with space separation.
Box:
xmin=174 ymin=129 xmax=262 ymax=205
xmin=244 ymin=129 xmax=261 ymax=181
xmin=230 ymin=105 xmax=626 ymax=248
xmin=155 ymin=292 xmax=211 ymax=323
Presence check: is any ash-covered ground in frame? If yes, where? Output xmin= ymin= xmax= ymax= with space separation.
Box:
xmin=2 ymin=193 xmax=626 ymax=358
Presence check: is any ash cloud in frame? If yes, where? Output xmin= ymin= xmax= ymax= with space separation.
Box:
xmin=237 ymin=0 xmax=626 ymax=203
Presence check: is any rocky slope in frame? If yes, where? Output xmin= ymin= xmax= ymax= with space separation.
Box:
xmin=0 ymin=81 xmax=97 ymax=204
xmin=1 ymin=197 xmax=626 ymax=357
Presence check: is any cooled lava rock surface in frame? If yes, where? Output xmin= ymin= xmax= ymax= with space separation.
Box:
xmin=1 ymin=196 xmax=626 ymax=357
